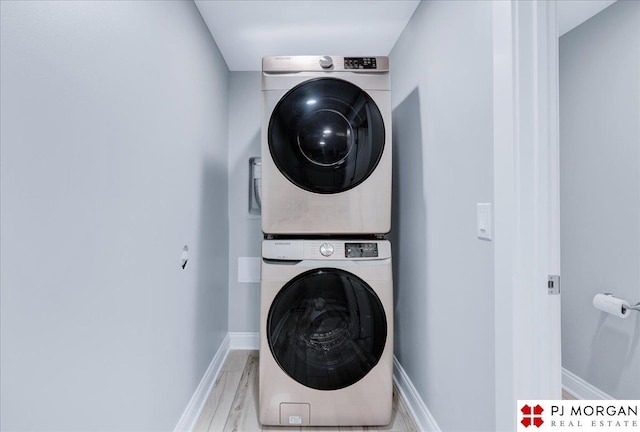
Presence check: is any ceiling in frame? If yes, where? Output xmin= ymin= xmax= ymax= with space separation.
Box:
xmin=557 ymin=0 xmax=616 ymax=36
xmin=194 ymin=0 xmax=420 ymax=71
xmin=194 ymin=0 xmax=618 ymax=72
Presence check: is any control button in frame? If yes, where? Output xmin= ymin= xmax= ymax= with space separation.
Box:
xmin=319 ymin=243 xmax=334 ymax=257
xmin=319 ymin=56 xmax=333 ymax=69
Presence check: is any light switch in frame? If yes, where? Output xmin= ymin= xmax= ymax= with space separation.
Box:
xmin=180 ymin=245 xmax=189 ymax=269
xmin=477 ymin=203 xmax=492 ymax=241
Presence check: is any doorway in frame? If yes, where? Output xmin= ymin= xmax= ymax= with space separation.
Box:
xmin=558 ymin=0 xmax=640 ymax=400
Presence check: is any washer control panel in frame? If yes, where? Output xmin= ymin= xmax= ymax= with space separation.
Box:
xmin=262 ymin=240 xmax=390 ymax=260
xmin=345 ymin=242 xmax=378 ymax=258
xmin=319 ymin=242 xmax=334 ymax=257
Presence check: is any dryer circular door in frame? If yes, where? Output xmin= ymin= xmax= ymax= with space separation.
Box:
xmin=268 ymin=78 xmax=385 ymax=194
xmin=267 ymin=268 xmax=387 ymax=391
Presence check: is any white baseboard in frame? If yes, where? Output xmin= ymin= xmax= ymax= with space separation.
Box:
xmin=562 ymin=367 xmax=613 ymax=400
xmin=174 ymin=334 xmax=230 ymax=432
xmin=229 ymin=331 xmax=259 ymax=350
xmin=176 ymin=334 xmax=435 ymax=431
xmin=393 ymin=356 xmax=441 ymax=432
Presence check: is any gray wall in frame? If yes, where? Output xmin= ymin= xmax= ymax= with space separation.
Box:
xmin=227 ymin=72 xmax=262 ymax=332
xmin=0 ymin=1 xmax=230 ymax=430
xmin=560 ymin=0 xmax=640 ymax=399
xmin=389 ymin=1 xmax=495 ymax=430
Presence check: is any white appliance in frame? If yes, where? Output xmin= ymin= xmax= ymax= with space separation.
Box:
xmin=259 ymin=239 xmax=393 ymax=427
xmin=261 ymin=55 xmax=392 ymax=235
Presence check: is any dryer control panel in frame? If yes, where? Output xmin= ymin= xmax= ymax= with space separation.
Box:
xmin=344 ymin=57 xmax=377 ymax=70
xmin=262 ymin=239 xmax=391 ymax=261
xmin=262 ymin=55 xmax=389 ymax=73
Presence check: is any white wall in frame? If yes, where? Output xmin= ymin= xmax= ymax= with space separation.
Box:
xmin=390 ymin=1 xmax=495 ymax=430
xmin=227 ymin=72 xmax=263 ymax=332
xmin=560 ymin=0 xmax=640 ymax=399
xmin=0 ymin=1 xmax=230 ymax=430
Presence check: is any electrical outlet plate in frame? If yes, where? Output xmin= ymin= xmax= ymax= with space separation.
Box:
xmin=548 ymin=275 xmax=560 ymax=295
xmin=238 ymin=257 xmax=261 ymax=283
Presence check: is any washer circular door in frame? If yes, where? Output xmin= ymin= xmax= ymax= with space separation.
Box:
xmin=267 ymin=268 xmax=387 ymax=391
xmin=268 ymin=78 xmax=385 ymax=194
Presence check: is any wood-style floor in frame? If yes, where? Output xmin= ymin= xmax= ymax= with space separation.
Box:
xmin=193 ymin=350 xmax=419 ymax=432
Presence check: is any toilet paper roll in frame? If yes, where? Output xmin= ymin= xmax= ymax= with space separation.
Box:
xmin=592 ymin=294 xmax=631 ymax=318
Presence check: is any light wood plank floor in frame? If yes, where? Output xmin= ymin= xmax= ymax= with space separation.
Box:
xmin=193 ymin=350 xmax=419 ymax=432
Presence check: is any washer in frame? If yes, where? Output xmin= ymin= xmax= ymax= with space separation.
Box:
xmin=261 ymin=56 xmax=391 ymax=235
xmin=259 ymin=239 xmax=393 ymax=426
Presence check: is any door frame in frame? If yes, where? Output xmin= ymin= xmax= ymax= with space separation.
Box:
xmin=493 ymin=1 xmax=561 ymax=430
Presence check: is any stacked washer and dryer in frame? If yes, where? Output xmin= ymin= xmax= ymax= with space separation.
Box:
xmin=259 ymin=55 xmax=393 ymax=427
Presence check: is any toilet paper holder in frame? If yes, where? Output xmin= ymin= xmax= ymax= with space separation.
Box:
xmin=603 ymin=293 xmax=640 ymax=313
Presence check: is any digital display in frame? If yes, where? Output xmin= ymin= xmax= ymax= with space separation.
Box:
xmin=344 ymin=57 xmax=377 ymax=70
xmin=345 ymin=243 xmax=378 ymax=258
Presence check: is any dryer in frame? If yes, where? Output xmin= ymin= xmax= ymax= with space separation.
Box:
xmin=261 ymin=56 xmax=391 ymax=235
xmin=259 ymin=239 xmax=393 ymax=427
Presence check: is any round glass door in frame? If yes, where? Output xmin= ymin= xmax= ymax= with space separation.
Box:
xmin=268 ymin=78 xmax=385 ymax=194
xmin=267 ymin=268 xmax=387 ymax=391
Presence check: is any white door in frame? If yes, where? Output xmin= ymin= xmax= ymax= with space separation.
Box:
xmin=493 ymin=1 xmax=562 ymax=430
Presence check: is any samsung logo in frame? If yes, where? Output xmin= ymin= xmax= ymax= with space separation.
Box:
xmin=274 ymin=242 xmax=291 ymax=245
xmin=274 ymin=57 xmax=291 ymax=60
